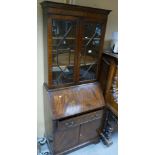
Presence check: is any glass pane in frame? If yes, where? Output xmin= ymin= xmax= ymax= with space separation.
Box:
xmin=52 ymin=19 xmax=76 ymax=85
xmin=80 ymin=22 xmax=102 ymax=81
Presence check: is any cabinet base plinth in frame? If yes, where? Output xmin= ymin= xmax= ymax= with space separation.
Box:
xmin=47 ymin=138 xmax=100 ymax=155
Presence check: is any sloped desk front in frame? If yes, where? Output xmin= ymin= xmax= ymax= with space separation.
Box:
xmin=43 ymin=82 xmax=106 ymax=155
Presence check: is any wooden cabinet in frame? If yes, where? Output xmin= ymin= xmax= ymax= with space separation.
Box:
xmin=41 ymin=1 xmax=111 ymax=155
xmin=100 ymin=51 xmax=118 ymax=114
xmin=41 ymin=1 xmax=111 ymax=89
xmin=99 ymin=51 xmax=118 ymax=146
xmin=44 ymin=83 xmax=106 ymax=155
xmin=52 ymin=109 xmax=104 ymax=154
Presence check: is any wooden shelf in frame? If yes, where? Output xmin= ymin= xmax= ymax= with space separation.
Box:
xmin=53 ymin=37 xmax=76 ymax=40
xmin=52 ymin=37 xmax=101 ymax=40
xmin=83 ymin=37 xmax=100 ymax=40
xmin=52 ymin=62 xmax=97 ymax=68
xmin=52 ymin=53 xmax=96 ymax=66
xmin=52 ymin=49 xmax=75 ymax=53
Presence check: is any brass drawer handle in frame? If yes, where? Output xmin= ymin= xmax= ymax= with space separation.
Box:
xmin=95 ymin=114 xmax=98 ymax=117
xmin=88 ymin=114 xmax=99 ymax=121
xmin=65 ymin=121 xmax=75 ymax=127
xmin=92 ymin=114 xmax=100 ymax=119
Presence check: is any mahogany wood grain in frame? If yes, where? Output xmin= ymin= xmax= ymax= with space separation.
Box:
xmin=76 ymin=20 xmax=83 ymax=83
xmin=57 ymin=109 xmax=104 ymax=131
xmin=44 ymin=83 xmax=106 ymax=155
xmin=53 ymin=127 xmax=80 ymax=154
xmin=79 ymin=118 xmax=103 ymax=144
xmin=49 ymin=82 xmax=105 ymax=120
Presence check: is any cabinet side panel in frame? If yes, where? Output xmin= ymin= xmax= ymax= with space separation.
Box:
xmin=99 ymin=56 xmax=111 ymax=95
xmin=43 ymin=87 xmax=53 ymax=145
xmin=43 ymin=10 xmax=48 ymax=84
xmin=105 ymin=60 xmax=116 ymax=95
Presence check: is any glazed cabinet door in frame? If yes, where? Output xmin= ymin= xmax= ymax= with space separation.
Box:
xmin=79 ymin=118 xmax=103 ymax=144
xmin=78 ymin=20 xmax=105 ymax=82
xmin=54 ymin=126 xmax=79 ymax=154
xmin=48 ymin=15 xmax=78 ymax=87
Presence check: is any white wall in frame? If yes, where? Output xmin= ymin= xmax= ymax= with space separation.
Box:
xmin=37 ymin=0 xmax=118 ymax=137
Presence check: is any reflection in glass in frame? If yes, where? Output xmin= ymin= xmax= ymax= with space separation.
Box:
xmin=52 ymin=19 xmax=76 ymax=85
xmin=80 ymin=23 xmax=102 ymax=81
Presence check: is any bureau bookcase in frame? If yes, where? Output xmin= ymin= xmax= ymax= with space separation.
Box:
xmin=41 ymin=1 xmax=111 ymax=154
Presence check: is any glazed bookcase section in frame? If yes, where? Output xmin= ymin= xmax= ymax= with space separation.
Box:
xmin=51 ymin=19 xmax=77 ymax=86
xmin=41 ymin=1 xmax=111 ymax=89
xmin=79 ymin=22 xmax=102 ymax=81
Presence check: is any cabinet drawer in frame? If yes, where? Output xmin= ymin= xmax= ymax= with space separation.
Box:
xmin=58 ymin=109 xmax=104 ymax=130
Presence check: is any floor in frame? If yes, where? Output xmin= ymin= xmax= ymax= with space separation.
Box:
xmin=38 ymin=131 xmax=117 ymax=155
xmin=68 ymin=132 xmax=118 ymax=155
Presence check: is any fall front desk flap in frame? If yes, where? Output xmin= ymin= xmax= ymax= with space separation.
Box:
xmin=48 ymin=82 xmax=105 ymax=120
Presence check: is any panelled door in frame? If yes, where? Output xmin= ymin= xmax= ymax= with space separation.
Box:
xmin=54 ymin=127 xmax=80 ymax=153
xmin=79 ymin=118 xmax=103 ymax=144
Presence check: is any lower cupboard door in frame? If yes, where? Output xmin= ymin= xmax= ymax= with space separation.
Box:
xmin=53 ymin=126 xmax=79 ymax=153
xmin=79 ymin=118 xmax=102 ymax=144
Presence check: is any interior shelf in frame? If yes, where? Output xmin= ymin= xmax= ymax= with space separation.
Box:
xmin=52 ymin=49 xmax=75 ymax=53
xmin=53 ymin=37 xmax=76 ymax=40
xmin=52 ymin=53 xmax=96 ymax=66
xmin=52 ymin=62 xmax=97 ymax=68
xmin=52 ymin=37 xmax=100 ymax=40
xmin=83 ymin=37 xmax=100 ymax=40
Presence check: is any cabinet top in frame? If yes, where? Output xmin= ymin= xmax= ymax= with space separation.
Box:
xmin=41 ymin=1 xmax=111 ymax=15
xmin=46 ymin=82 xmax=105 ymax=120
xmin=103 ymin=50 xmax=118 ymax=59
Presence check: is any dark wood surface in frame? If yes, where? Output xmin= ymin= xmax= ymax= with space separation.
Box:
xmin=99 ymin=52 xmax=118 ymax=115
xmin=54 ymin=126 xmax=80 ymax=153
xmin=99 ymin=52 xmax=118 ymax=145
xmin=57 ymin=109 xmax=104 ymax=131
xmin=41 ymin=1 xmax=111 ymax=15
xmin=79 ymin=118 xmax=103 ymax=144
xmin=99 ymin=55 xmax=111 ymax=95
xmin=52 ymin=109 xmax=105 ymax=155
xmin=49 ymin=82 xmax=105 ymax=120
xmin=103 ymin=49 xmax=118 ymax=59
xmin=44 ymin=82 xmax=106 ymax=155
